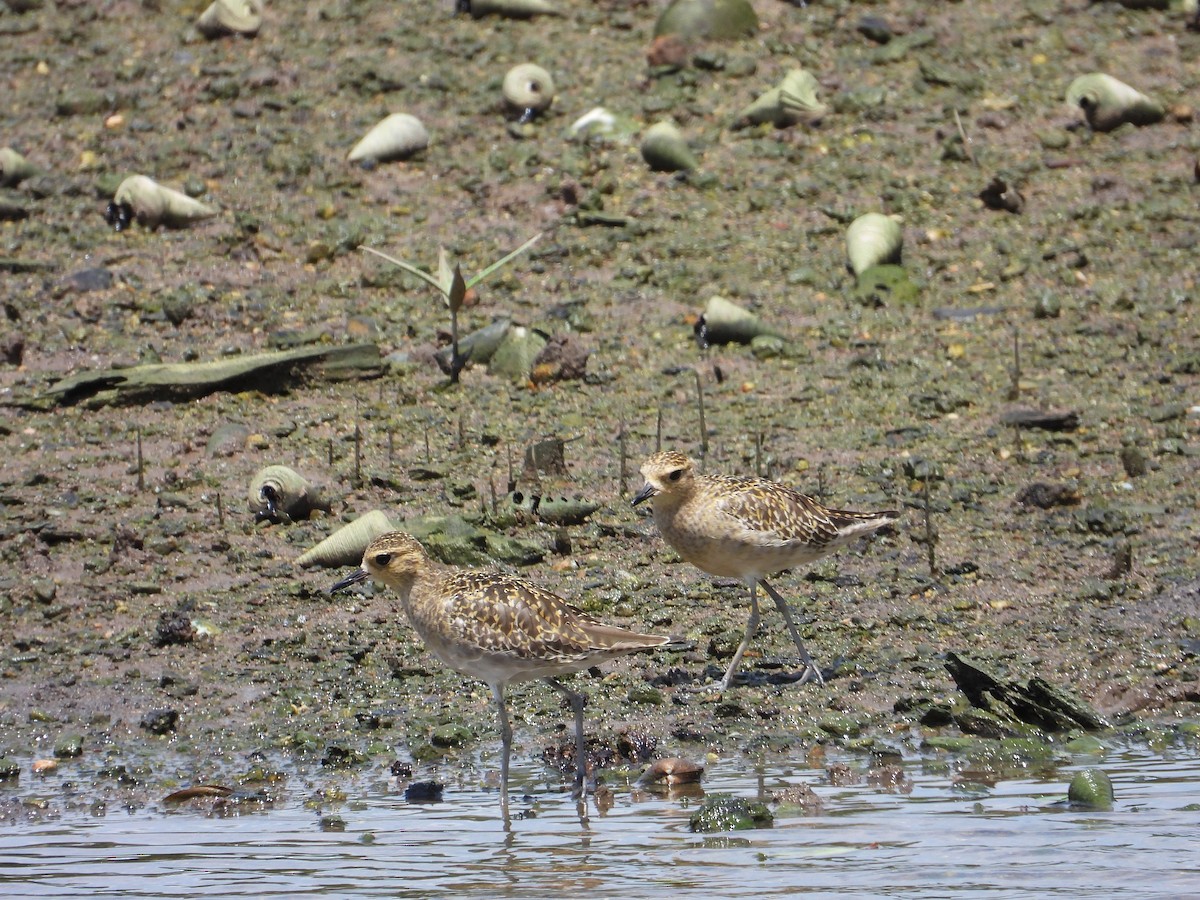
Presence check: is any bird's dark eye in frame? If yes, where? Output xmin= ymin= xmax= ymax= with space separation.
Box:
xmin=373 ymin=553 xmax=392 ymax=566
xmin=668 ymin=469 xmax=683 ymax=482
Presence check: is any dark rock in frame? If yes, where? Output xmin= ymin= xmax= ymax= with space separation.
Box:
xmin=1119 ymin=446 xmax=1148 ymax=478
xmin=944 ymin=652 xmax=1109 ymax=732
xmin=1001 ymin=408 xmax=1080 ymax=431
xmin=1075 ymin=505 xmax=1128 ymax=536
xmin=140 ymin=708 xmax=179 ymax=735
xmin=1 ymin=331 xmax=23 ymax=365
xmin=321 ymin=745 xmax=367 ymax=768
xmin=404 ymin=780 xmax=444 ymax=802
xmin=155 ymin=608 xmax=197 ymax=646
xmin=979 ymin=176 xmax=1024 ymax=213
xmin=866 ymin=764 xmax=909 ymax=791
xmin=523 ymin=437 xmax=569 ymax=478
xmin=771 ymin=782 xmax=823 ymax=812
xmin=61 ymin=268 xmax=113 ymax=294
xmin=856 ymin=15 xmax=893 ymax=44
xmin=531 ymin=334 xmax=590 ymax=383
xmin=826 ymin=762 xmax=858 ymax=785
xmin=1016 ymin=482 xmax=1080 ymax=509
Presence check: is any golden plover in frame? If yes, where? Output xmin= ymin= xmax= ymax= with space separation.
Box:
xmin=633 ymin=451 xmax=898 ymax=690
xmin=330 ymin=531 xmax=671 ymax=815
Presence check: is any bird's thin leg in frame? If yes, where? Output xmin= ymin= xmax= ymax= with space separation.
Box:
xmin=493 ymin=684 xmax=512 ymax=821
xmin=759 ymin=577 xmax=824 ymax=685
xmin=720 ymin=581 xmax=762 ymax=691
xmin=545 ymin=677 xmax=587 ymax=798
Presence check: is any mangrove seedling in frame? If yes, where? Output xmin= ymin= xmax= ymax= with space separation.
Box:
xmin=361 ymin=233 xmax=543 ymax=383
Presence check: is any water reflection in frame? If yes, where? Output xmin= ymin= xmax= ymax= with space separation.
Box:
xmin=1 ymin=746 xmax=1198 ymax=898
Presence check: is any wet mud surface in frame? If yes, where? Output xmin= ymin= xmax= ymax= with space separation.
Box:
xmin=1 ymin=0 xmax=1198 ymax=818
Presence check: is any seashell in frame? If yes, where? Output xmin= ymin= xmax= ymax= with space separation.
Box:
xmin=32 ymin=759 xmax=58 ymax=776
xmin=696 ymin=296 xmax=783 ymax=346
xmin=465 ymin=0 xmax=563 ymax=19
xmin=488 ymin=325 xmax=548 ymax=381
xmin=502 ymin=64 xmax=555 ymax=122
xmin=163 ymin=784 xmax=234 ymax=802
xmin=434 ymin=318 xmax=512 ymax=371
xmin=505 ymin=491 xmax=602 ymax=526
xmin=0 ymin=147 xmax=37 ymax=187
xmin=348 ymin=113 xmax=430 ymax=164
xmin=249 ymin=465 xmax=332 ymax=523
xmin=1065 ymin=73 xmax=1165 ymax=132
xmin=636 ymin=757 xmax=705 ymax=786
xmin=640 ymin=120 xmax=699 ymax=172
xmin=196 ymin=0 xmax=263 ymax=39
xmin=654 ymin=0 xmax=758 ymax=40
xmin=567 ymin=107 xmax=637 ymax=145
xmin=845 ymin=212 xmax=903 ymax=277
xmin=109 ymin=175 xmax=217 ymax=230
xmin=1067 ymin=768 xmax=1114 ymax=810
xmin=296 ymin=510 xmax=394 ymax=568
xmin=735 ymin=68 xmax=828 ymax=129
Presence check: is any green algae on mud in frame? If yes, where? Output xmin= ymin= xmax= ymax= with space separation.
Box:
xmin=0 ymin=0 xmax=1199 ymax=816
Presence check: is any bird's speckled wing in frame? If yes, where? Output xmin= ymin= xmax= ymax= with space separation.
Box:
xmin=711 ymin=475 xmax=843 ymax=548
xmin=422 ymin=571 xmax=652 ymax=665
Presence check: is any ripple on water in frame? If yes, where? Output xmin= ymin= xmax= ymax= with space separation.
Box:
xmin=0 ymin=747 xmax=1198 ymax=899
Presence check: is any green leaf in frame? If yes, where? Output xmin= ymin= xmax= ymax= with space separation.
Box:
xmin=360 ymin=246 xmax=444 ymax=294
xmin=465 ymin=232 xmax=544 ymax=289
xmin=437 ymin=247 xmax=454 ymax=296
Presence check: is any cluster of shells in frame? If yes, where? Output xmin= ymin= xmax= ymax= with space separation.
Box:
xmin=93 ymin=0 xmax=1179 ymax=229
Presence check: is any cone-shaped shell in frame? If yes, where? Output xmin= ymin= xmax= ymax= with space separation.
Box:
xmin=736 ymin=69 xmax=828 ymax=129
xmin=1067 ymin=768 xmax=1114 ymax=810
xmin=113 ymin=175 xmax=217 ymax=229
xmin=568 ymin=107 xmax=638 ymax=144
xmin=641 ymin=121 xmax=698 ymax=172
xmin=488 ymin=325 xmax=548 ymax=381
xmin=296 ymin=510 xmax=394 ymax=568
xmin=0 ymin=147 xmax=37 ymax=187
xmin=348 ymin=113 xmax=430 ymax=163
xmin=467 ymin=0 xmax=563 ymax=19
xmin=249 ymin=465 xmax=332 ymax=523
xmin=502 ymin=64 xmax=555 ymax=116
xmin=434 ymin=318 xmax=512 ymax=371
xmin=699 ymin=296 xmax=783 ymax=345
xmin=1066 ymin=73 xmax=1165 ymax=132
xmin=846 ymin=213 xmax=903 ymax=277
xmin=654 ymin=0 xmax=758 ymax=40
xmin=506 ymin=491 xmax=602 ymax=525
xmin=196 ymin=0 xmax=262 ymax=39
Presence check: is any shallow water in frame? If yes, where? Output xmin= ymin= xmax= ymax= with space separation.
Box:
xmin=2 ymin=746 xmax=1197 ymax=899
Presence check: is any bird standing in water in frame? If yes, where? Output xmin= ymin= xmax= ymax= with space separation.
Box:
xmin=330 ymin=531 xmax=672 ymax=817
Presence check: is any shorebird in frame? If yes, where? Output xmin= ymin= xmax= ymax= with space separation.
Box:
xmin=330 ymin=531 xmax=672 ymax=816
xmin=633 ymin=451 xmax=898 ymax=690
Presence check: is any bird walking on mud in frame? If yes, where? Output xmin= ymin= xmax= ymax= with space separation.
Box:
xmin=330 ymin=531 xmax=672 ymax=817
xmin=633 ymin=451 xmax=898 ymax=690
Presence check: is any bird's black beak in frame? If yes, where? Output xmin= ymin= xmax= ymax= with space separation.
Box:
xmin=631 ymin=483 xmax=657 ymax=507
xmin=330 ymin=568 xmax=369 ymax=594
